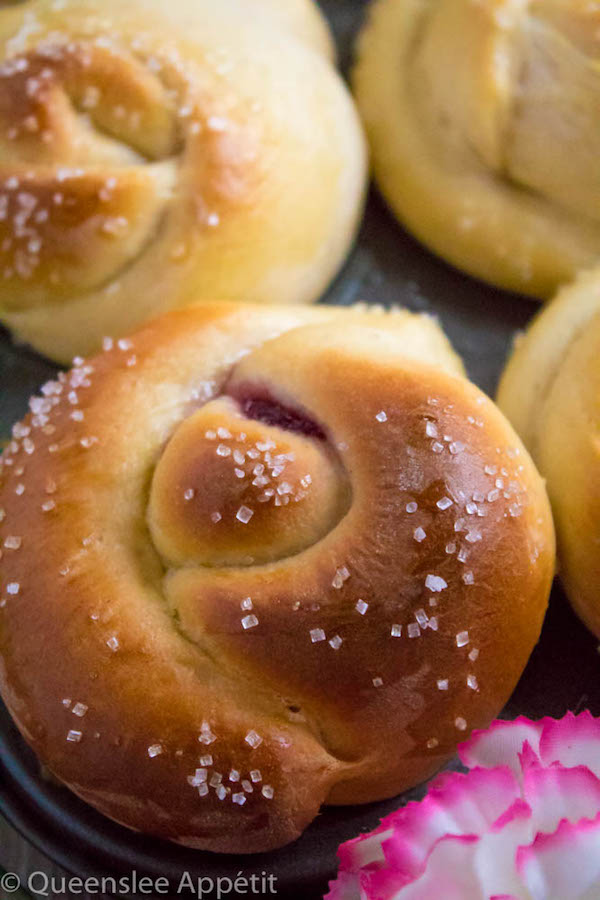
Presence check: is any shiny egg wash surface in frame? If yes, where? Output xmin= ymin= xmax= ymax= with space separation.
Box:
xmin=0 ymin=303 xmax=554 ymax=852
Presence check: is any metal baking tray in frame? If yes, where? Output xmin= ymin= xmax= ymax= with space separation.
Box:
xmin=1 ymin=1 xmax=599 ymax=897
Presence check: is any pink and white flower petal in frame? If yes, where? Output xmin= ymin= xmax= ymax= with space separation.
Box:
xmin=324 ymin=872 xmax=362 ymax=900
xmin=382 ymin=767 xmax=520 ymax=878
xmin=518 ymin=741 xmax=542 ymax=773
xmin=522 ymin=764 xmax=600 ymax=835
xmin=471 ymin=799 xmax=534 ymax=898
xmin=335 ymin=767 xmax=519 ymax=884
xmin=337 ymin=825 xmax=394 ymax=874
xmin=365 ymin=800 xmax=533 ymax=900
xmin=538 ymin=712 xmax=600 ymax=779
xmin=329 ymin=714 xmax=600 ymax=900
xmin=458 ymin=718 xmax=544 ymax=776
xmin=518 ymin=814 xmax=600 ymax=900
xmin=374 ymin=834 xmax=483 ymax=900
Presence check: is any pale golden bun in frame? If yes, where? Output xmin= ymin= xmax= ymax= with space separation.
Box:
xmin=499 ymin=268 xmax=600 ymax=636
xmin=129 ymin=0 xmax=336 ymax=60
xmin=354 ymin=0 xmax=600 ymax=299
xmin=0 ymin=302 xmax=554 ymax=852
xmin=0 ymin=0 xmax=366 ymax=363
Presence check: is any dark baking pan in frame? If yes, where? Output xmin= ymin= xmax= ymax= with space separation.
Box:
xmin=1 ymin=1 xmax=600 ymax=898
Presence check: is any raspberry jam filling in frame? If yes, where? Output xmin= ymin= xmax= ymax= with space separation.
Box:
xmin=232 ymin=386 xmax=326 ymax=440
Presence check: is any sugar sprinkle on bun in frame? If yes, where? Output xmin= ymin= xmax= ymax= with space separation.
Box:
xmin=0 ymin=0 xmax=366 ymax=362
xmin=0 ymin=302 xmax=554 ymax=852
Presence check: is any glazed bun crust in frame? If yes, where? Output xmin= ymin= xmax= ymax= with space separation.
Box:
xmin=499 ymin=268 xmax=600 ymax=637
xmin=354 ymin=0 xmax=600 ymax=298
xmin=0 ymin=0 xmax=365 ymax=363
xmin=0 ymin=303 xmax=554 ymax=853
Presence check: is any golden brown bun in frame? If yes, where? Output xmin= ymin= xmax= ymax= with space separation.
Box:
xmin=354 ymin=0 xmax=600 ymax=299
xmin=498 ymin=267 xmax=600 ymax=636
xmin=0 ymin=0 xmax=366 ymax=363
xmin=0 ymin=303 xmax=554 ymax=853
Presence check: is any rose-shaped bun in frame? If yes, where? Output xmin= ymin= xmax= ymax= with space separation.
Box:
xmin=499 ymin=267 xmax=600 ymax=637
xmin=0 ymin=303 xmax=554 ymax=853
xmin=354 ymin=0 xmax=600 ymax=298
xmin=0 ymin=0 xmax=366 ymax=363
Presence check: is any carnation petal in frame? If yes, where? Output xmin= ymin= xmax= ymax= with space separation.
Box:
xmin=519 ymin=740 xmax=542 ymax=772
xmin=518 ymin=813 xmax=600 ymax=900
xmin=324 ymin=871 xmax=362 ymax=900
xmin=522 ymin=764 xmax=600 ymax=835
xmin=538 ymin=712 xmax=600 ymax=778
xmin=472 ymin=799 xmax=533 ymax=897
xmin=458 ymin=717 xmax=544 ymax=776
xmin=329 ymin=714 xmax=600 ymax=900
xmin=337 ymin=825 xmax=394 ymax=873
xmin=379 ymin=834 xmax=482 ymax=900
xmin=382 ymin=767 xmax=520 ymax=875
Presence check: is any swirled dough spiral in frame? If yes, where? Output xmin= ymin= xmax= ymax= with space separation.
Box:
xmin=0 ymin=303 xmax=554 ymax=852
xmin=0 ymin=0 xmax=366 ymax=362
xmin=354 ymin=0 xmax=600 ymax=298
